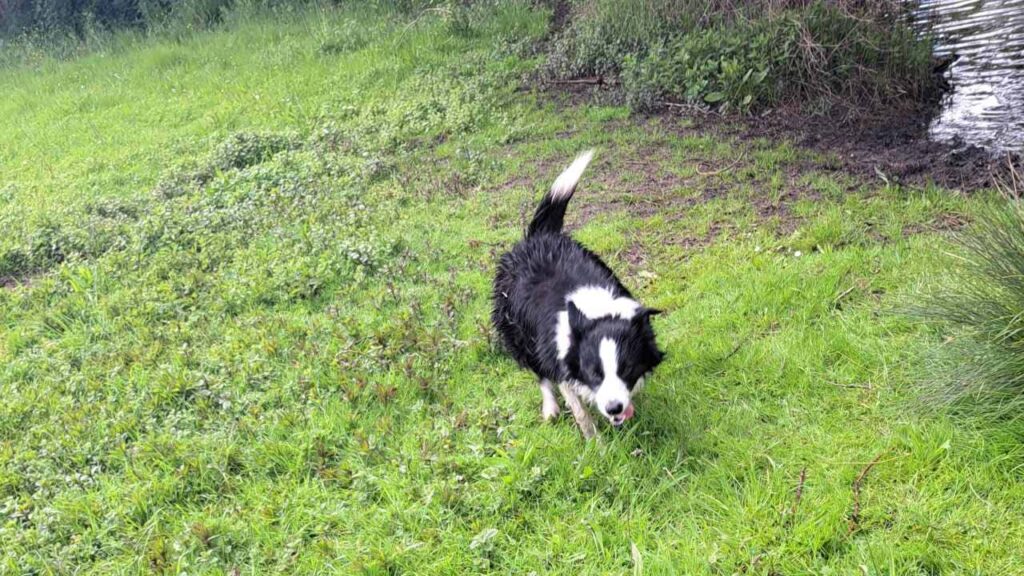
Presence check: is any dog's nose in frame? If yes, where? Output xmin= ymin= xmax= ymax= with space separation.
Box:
xmin=606 ymin=401 xmax=624 ymax=416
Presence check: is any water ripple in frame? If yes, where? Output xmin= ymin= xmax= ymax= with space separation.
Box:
xmin=913 ymin=0 xmax=1024 ymax=153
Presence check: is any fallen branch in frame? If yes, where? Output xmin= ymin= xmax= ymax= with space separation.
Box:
xmin=847 ymin=452 xmax=884 ymax=534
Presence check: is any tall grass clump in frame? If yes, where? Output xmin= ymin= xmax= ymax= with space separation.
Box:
xmin=914 ymin=172 xmax=1024 ymax=410
xmin=548 ymin=0 xmax=939 ymax=115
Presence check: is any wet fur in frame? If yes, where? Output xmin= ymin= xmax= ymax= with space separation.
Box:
xmin=492 ymin=150 xmax=664 ymax=436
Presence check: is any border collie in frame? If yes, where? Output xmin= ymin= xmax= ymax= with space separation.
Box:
xmin=492 ymin=150 xmax=664 ymax=438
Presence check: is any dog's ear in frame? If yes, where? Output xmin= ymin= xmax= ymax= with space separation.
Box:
xmin=633 ymin=307 xmax=663 ymax=324
xmin=567 ymin=301 xmax=593 ymax=333
xmin=653 ymin=347 xmax=666 ymax=365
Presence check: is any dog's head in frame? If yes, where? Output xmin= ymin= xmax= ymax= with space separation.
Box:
xmin=563 ymin=302 xmax=664 ymax=426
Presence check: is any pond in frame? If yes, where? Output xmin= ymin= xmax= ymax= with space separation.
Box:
xmin=913 ymin=0 xmax=1024 ymax=155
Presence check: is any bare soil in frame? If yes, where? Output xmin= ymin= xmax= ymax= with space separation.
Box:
xmin=496 ymin=86 xmax=991 ymax=267
xmin=719 ymin=106 xmax=1012 ymax=192
xmin=541 ymin=81 xmax=1019 ymax=192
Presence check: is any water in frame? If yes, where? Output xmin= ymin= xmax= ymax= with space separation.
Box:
xmin=913 ymin=0 xmax=1024 ymax=154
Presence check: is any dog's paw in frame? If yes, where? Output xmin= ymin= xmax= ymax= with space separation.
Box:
xmin=578 ymin=418 xmax=598 ymax=440
xmin=541 ymin=399 xmax=561 ymax=421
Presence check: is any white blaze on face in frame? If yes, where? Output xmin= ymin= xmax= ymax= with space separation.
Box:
xmin=595 ymin=338 xmax=631 ymax=420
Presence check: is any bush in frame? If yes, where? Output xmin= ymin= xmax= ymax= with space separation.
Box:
xmin=780 ymin=3 xmax=937 ymax=111
xmin=550 ymin=0 xmax=939 ymax=115
xmin=0 ymin=0 xmax=314 ymax=40
xmin=139 ymin=0 xmax=234 ymax=33
xmin=622 ymin=19 xmax=792 ymax=112
xmin=545 ymin=0 xmax=686 ymax=79
xmin=1 ymin=0 xmax=144 ymax=37
xmin=915 ymin=195 xmax=1024 ymax=409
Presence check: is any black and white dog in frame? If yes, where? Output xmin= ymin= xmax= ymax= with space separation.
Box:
xmin=492 ymin=150 xmax=664 ymax=438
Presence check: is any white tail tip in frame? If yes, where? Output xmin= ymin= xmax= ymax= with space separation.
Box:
xmin=550 ymin=149 xmax=595 ymax=200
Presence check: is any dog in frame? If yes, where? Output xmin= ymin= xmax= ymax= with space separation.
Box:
xmin=492 ymin=150 xmax=664 ymax=438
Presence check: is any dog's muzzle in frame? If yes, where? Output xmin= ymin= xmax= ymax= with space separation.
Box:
xmin=610 ymin=403 xmax=635 ymax=427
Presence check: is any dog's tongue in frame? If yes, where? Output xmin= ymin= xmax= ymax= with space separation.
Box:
xmin=622 ymin=403 xmax=635 ymax=421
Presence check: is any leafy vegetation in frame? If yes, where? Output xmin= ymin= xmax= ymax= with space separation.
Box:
xmin=2 ymin=2 xmax=1024 ymax=574
xmin=621 ymin=18 xmax=790 ymax=113
xmin=549 ymin=0 xmax=939 ymax=114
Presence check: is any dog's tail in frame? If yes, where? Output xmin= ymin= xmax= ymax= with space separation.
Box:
xmin=526 ymin=149 xmax=594 ymax=237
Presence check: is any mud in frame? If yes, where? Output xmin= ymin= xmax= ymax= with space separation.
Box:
xmin=540 ymin=81 xmax=1019 ymax=193
xmin=718 ymin=105 xmax=1013 ymax=192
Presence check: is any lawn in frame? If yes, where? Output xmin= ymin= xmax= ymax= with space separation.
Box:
xmin=2 ymin=3 xmax=1023 ymax=574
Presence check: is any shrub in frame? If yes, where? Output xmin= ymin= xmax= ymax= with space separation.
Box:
xmin=545 ymin=0 xmax=686 ymax=79
xmin=622 ymin=19 xmax=793 ymax=112
xmin=139 ymin=0 xmax=234 ymax=33
xmin=1 ymin=0 xmax=144 ymax=37
xmin=0 ymin=0 xmax=316 ymax=40
xmin=778 ymin=3 xmax=937 ymax=112
xmin=550 ymin=0 xmax=939 ymax=115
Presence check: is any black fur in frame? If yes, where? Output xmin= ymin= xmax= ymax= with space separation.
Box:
xmin=492 ymin=156 xmax=664 ymax=405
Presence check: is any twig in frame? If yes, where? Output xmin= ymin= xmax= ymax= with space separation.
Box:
xmin=550 ymin=76 xmax=608 ymax=86
xmin=848 ymin=452 xmax=885 ymax=534
xmin=787 ymin=467 xmax=807 ymax=527
xmin=831 ymin=284 xmax=857 ymax=309
xmin=696 ymin=154 xmax=745 ymax=177
xmin=720 ymin=336 xmax=748 ymax=363
xmin=830 ymin=382 xmax=873 ymax=390
xmin=656 ymin=100 xmax=716 ymax=115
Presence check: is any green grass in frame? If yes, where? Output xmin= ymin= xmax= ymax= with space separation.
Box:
xmin=912 ymin=198 xmax=1024 ymax=412
xmin=2 ymin=3 xmax=1024 ymax=574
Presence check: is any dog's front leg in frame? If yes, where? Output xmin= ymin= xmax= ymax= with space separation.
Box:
xmin=558 ymin=382 xmax=596 ymax=439
xmin=540 ymin=379 xmax=561 ymax=421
